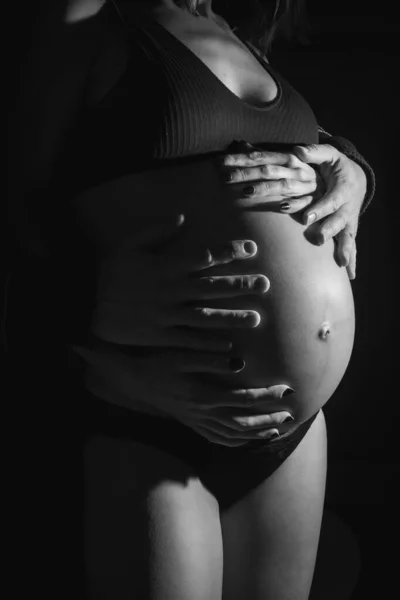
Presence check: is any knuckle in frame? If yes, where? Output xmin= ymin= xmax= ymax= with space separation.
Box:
xmin=260 ymin=164 xmax=273 ymax=177
xmin=321 ymin=224 xmax=333 ymax=239
xmin=236 ymin=168 xmax=246 ymax=181
xmin=244 ymin=390 xmax=256 ymax=405
xmin=287 ymin=153 xmax=300 ymax=168
xmin=259 ymin=181 xmax=270 ymax=195
xmin=196 ymin=307 xmax=211 ymax=318
xmin=235 ymin=417 xmax=251 ymax=430
xmin=223 ymin=154 xmax=234 ymax=166
xmin=282 ymin=178 xmax=292 ymax=191
xmin=331 ymin=196 xmax=340 ymax=211
xmin=339 ymin=215 xmax=347 ymax=230
xmin=235 ymin=276 xmax=251 ymax=291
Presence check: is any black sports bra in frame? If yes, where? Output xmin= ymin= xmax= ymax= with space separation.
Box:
xmin=56 ymin=7 xmax=319 ymax=194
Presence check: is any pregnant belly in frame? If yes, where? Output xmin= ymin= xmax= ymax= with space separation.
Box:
xmin=76 ymin=159 xmax=355 ymax=426
xmin=171 ymin=205 xmax=355 ymax=425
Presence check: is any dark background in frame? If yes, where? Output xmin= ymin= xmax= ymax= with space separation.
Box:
xmin=272 ymin=3 xmax=399 ymax=598
xmin=6 ymin=1 xmax=399 ymax=598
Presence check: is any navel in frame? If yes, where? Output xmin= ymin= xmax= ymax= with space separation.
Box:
xmin=318 ymin=321 xmax=331 ymax=341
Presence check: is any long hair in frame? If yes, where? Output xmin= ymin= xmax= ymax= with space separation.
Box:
xmin=174 ymin=0 xmax=310 ymax=53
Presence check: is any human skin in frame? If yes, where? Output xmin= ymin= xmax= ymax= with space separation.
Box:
xmin=75 ymin=154 xmax=355 ymax=431
xmin=69 ymin=0 xmax=361 ymax=437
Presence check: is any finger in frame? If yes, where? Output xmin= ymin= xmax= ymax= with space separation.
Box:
xmin=208 ymin=410 xmax=294 ymax=432
xmin=334 ymin=226 xmax=356 ymax=268
xmin=218 ymin=150 xmax=302 ymax=168
xmin=177 ymin=274 xmax=270 ymax=300
xmin=221 ymin=164 xmax=315 ymax=184
xmin=119 ymin=214 xmax=185 ymax=250
xmin=163 ymin=351 xmax=246 ymax=375
xmin=346 ymin=243 xmax=357 ymax=280
xmin=92 ymin=307 xmax=234 ymax=352
xmin=309 ymin=205 xmax=350 ymax=246
xmin=197 ymin=419 xmax=281 ymax=441
xmin=234 ymin=178 xmax=315 ymax=200
xmin=292 ymin=143 xmax=340 ymax=165
xmin=168 ymin=306 xmax=261 ymax=329
xmin=194 ymin=384 xmax=295 ymax=409
xmin=278 ymin=195 xmax=314 ymax=214
xmin=302 ymin=192 xmax=348 ymax=228
xmin=164 ymin=239 xmax=258 ymax=276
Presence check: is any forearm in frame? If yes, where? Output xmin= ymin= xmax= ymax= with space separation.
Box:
xmin=317 ymin=125 xmax=376 ymax=215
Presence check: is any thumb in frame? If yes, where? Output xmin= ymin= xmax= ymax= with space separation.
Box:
xmin=119 ymin=214 xmax=185 ymax=251
xmin=292 ymin=144 xmax=339 ymax=165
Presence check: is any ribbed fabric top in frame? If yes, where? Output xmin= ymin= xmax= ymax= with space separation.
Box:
xmin=60 ymin=11 xmax=320 ymax=194
xmin=50 ymin=11 xmax=322 ymax=347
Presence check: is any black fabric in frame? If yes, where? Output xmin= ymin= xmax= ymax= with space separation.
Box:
xmin=84 ymin=389 xmax=319 ymax=511
xmin=8 ymin=10 xmax=365 ymax=507
xmin=56 ymin=10 xmax=320 ymax=196
xmin=50 ymin=9 xmax=329 ymax=350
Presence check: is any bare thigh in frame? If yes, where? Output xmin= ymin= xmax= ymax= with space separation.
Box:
xmin=220 ymin=410 xmax=327 ymax=600
xmin=84 ymin=435 xmax=223 ymax=600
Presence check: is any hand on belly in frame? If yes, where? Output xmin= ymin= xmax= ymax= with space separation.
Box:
xmin=169 ymin=206 xmax=355 ymax=424
xmin=75 ymin=160 xmax=355 ymax=427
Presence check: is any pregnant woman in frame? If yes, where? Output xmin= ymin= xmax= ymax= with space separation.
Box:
xmin=9 ymin=1 xmax=375 ymax=599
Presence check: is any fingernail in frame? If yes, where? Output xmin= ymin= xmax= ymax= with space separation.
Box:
xmin=283 ymin=415 xmax=295 ymax=423
xmin=243 ymin=185 xmax=255 ymax=196
xmin=280 ymin=202 xmax=291 ymax=211
xmin=343 ymin=252 xmax=350 ymax=266
xmin=307 ymin=212 xmax=317 ymax=225
xmin=222 ymin=170 xmax=234 ymax=182
xmin=282 ymin=387 xmax=295 ymax=397
xmin=243 ymin=241 xmax=256 ymax=255
xmin=258 ymin=429 xmax=280 ymax=439
xmin=228 ymin=358 xmax=245 ymax=371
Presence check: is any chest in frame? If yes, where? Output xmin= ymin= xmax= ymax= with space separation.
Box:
xmin=86 ymin=13 xmax=277 ymax=107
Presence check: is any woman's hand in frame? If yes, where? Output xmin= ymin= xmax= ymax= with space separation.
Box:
xmin=292 ymin=144 xmax=367 ymax=280
xmin=214 ymin=140 xmax=366 ymax=280
xmin=215 ymin=141 xmax=322 ymax=207
xmin=92 ymin=214 xmax=270 ymax=352
xmin=74 ymin=341 xmax=295 ymax=447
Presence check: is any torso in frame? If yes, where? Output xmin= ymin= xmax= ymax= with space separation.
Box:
xmin=75 ymin=4 xmax=355 ymax=433
xmin=87 ymin=5 xmax=278 ymax=107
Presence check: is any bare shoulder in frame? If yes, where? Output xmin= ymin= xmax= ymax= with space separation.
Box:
xmin=63 ymin=0 xmax=108 ymax=23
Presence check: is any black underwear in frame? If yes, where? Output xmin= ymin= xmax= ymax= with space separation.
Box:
xmin=83 ymin=391 xmax=319 ymax=512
